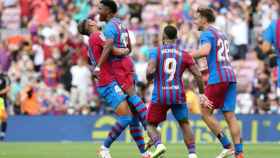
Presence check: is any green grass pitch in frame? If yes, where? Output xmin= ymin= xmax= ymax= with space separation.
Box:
xmin=0 ymin=142 xmax=279 ymax=158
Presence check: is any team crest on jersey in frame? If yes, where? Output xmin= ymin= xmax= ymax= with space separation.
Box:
xmin=114 ymin=85 xmax=124 ymax=95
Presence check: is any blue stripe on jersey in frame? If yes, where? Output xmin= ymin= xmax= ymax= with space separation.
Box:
xmin=159 ymin=47 xmax=164 ymax=103
xmin=172 ymin=49 xmax=177 ymax=104
xmin=208 ymin=27 xmax=236 ymax=83
xmin=165 ymin=49 xmax=170 ymax=105
xmin=177 ymin=50 xmax=183 ymax=103
xmin=87 ymin=46 xmax=97 ymax=66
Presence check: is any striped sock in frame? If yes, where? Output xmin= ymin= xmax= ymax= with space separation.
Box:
xmin=104 ymin=115 xmax=132 ymax=148
xmin=129 ymin=117 xmax=146 ymax=154
xmin=217 ymin=132 xmax=231 ymax=149
xmin=128 ymin=95 xmax=147 ymax=129
xmin=187 ymin=143 xmax=196 ymax=154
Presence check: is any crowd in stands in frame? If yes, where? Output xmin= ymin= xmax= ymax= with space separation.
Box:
xmin=0 ymin=0 xmax=279 ymax=116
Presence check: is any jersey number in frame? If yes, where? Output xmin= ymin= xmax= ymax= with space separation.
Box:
xmin=164 ymin=58 xmax=177 ymax=81
xmin=121 ymin=32 xmax=129 ymax=48
xmin=217 ymin=38 xmax=230 ymax=62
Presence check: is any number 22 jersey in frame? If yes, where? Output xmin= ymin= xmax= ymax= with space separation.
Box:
xmin=149 ymin=44 xmax=195 ymax=105
xmin=199 ymin=26 xmax=236 ymax=85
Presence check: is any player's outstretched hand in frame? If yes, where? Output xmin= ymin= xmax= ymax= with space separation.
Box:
xmin=199 ymin=94 xmax=214 ymax=109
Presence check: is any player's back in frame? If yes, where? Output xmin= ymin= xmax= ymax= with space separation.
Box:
xmin=88 ymin=32 xmax=114 ymax=86
xmin=103 ymin=17 xmax=130 ymax=49
xmin=151 ymin=44 xmax=194 ymax=105
xmin=200 ymin=26 xmax=236 ymax=84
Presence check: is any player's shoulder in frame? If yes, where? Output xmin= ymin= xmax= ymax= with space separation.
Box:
xmin=200 ymin=30 xmax=215 ymax=41
xmin=201 ymin=29 xmax=213 ymax=36
xmin=90 ymin=32 xmax=106 ymax=43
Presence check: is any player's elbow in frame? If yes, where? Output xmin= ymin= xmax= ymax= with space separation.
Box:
xmin=199 ymin=44 xmax=211 ymax=57
xmin=104 ymin=40 xmax=114 ymax=51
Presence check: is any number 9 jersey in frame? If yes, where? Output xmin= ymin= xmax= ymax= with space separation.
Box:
xmin=199 ymin=27 xmax=236 ymax=85
xmin=149 ymin=44 xmax=195 ymax=105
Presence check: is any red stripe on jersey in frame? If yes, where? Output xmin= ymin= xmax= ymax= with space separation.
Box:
xmin=130 ymin=129 xmax=142 ymax=133
xmin=157 ymin=47 xmax=161 ymax=103
xmin=277 ymin=19 xmax=280 ymax=53
xmin=228 ymin=68 xmax=233 ymax=81
xmin=162 ymin=48 xmax=167 ymax=105
xmin=210 ymin=28 xmax=224 ymax=82
xmin=225 ymin=67 xmax=230 ymax=81
xmin=174 ymin=49 xmax=180 ymax=103
xmin=221 ymin=35 xmax=230 ymax=81
xmin=168 ymin=49 xmax=173 ymax=104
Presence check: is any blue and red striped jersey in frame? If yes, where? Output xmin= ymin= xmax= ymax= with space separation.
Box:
xmin=199 ymin=26 xmax=236 ymax=84
xmin=149 ymin=44 xmax=195 ymax=105
xmin=103 ymin=18 xmax=131 ymax=61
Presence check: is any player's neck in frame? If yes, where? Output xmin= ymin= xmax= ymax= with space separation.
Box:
xmin=163 ymin=40 xmax=176 ymax=45
xmin=203 ymin=23 xmax=212 ymax=31
xmin=106 ymin=14 xmax=115 ymax=22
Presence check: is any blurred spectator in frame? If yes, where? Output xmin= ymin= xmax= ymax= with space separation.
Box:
xmin=31 ymin=0 xmax=52 ymax=25
xmin=73 ymin=0 xmax=91 ymax=22
xmin=229 ymin=10 xmax=249 ymax=60
xmin=70 ymin=58 xmax=92 ymax=111
xmin=20 ymin=86 xmax=46 ymax=115
xmin=252 ymin=69 xmax=271 ymax=114
xmin=185 ymin=82 xmax=201 ymax=114
xmin=41 ymin=58 xmax=60 ymax=88
xmin=1 ymin=0 xmax=20 ymax=29
xmin=0 ymin=41 xmax=12 ymax=72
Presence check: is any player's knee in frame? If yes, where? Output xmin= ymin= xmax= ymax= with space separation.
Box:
xmin=178 ymin=119 xmax=190 ymax=125
xmin=224 ymin=112 xmax=236 ymax=122
xmin=116 ymin=101 xmax=132 ymax=115
xmin=201 ymin=108 xmax=209 ymax=118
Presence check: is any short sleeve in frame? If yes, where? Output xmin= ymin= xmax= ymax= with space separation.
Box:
xmin=103 ymin=23 xmax=117 ymax=40
xmin=89 ymin=32 xmax=106 ymax=47
xmin=183 ymin=52 xmax=195 ymax=67
xmin=199 ymin=31 xmax=212 ymax=46
xmin=262 ymin=21 xmax=275 ymax=45
xmin=149 ymin=48 xmax=158 ymax=61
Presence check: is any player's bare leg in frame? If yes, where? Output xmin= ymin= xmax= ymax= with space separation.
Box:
xmin=98 ymin=101 xmax=133 ymax=158
xmin=147 ymin=123 xmax=166 ymax=158
xmin=224 ymin=112 xmax=243 ymax=158
xmin=201 ymin=107 xmax=234 ymax=158
xmin=178 ymin=120 xmax=197 ymax=158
